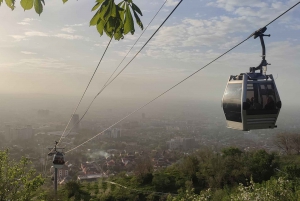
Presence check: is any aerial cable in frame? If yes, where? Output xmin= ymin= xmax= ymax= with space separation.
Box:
xmin=66 ymin=0 xmax=183 ymax=153
xmin=66 ymin=1 xmax=300 ymax=153
xmin=104 ymin=0 xmax=184 ymax=88
xmin=43 ymin=155 xmax=49 ymax=177
xmin=51 ymin=36 xmax=113 ymax=150
xmin=61 ymin=0 xmax=176 ymax=139
xmin=60 ymin=0 xmax=169 ymax=140
xmin=104 ymin=181 xmax=178 ymax=196
xmin=265 ymin=1 xmax=300 ymax=27
xmin=103 ymin=0 xmax=169 ymax=88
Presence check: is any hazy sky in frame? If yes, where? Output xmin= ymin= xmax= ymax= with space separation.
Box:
xmin=0 ymin=0 xmax=300 ymax=112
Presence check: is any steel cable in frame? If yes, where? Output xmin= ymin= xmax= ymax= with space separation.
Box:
xmin=66 ymin=1 xmax=300 ymax=153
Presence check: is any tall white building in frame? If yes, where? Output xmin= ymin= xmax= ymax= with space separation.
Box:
xmin=111 ymin=128 xmax=121 ymax=138
xmin=103 ymin=128 xmax=121 ymax=138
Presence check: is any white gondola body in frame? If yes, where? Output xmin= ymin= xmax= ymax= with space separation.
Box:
xmin=222 ymin=74 xmax=281 ymax=131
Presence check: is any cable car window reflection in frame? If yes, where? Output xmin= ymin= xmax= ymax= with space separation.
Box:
xmin=247 ymin=83 xmax=262 ymax=110
xmin=223 ymin=83 xmax=242 ymax=122
xmin=246 ymin=82 xmax=278 ymax=115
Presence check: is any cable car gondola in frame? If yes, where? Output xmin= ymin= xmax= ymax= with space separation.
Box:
xmin=48 ymin=141 xmax=65 ymax=169
xmin=53 ymin=152 xmax=65 ymax=169
xmin=222 ymin=27 xmax=282 ymax=131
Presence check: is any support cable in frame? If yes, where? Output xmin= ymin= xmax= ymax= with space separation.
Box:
xmin=104 ymin=0 xmax=184 ymax=88
xmin=265 ymin=1 xmax=300 ymax=27
xmin=104 ymin=181 xmax=178 ymax=196
xmin=103 ymin=0 xmax=169 ymax=89
xmin=61 ymin=0 xmax=176 ymax=139
xmin=66 ymin=1 xmax=300 ymax=153
xmin=52 ymin=36 xmax=113 ymax=152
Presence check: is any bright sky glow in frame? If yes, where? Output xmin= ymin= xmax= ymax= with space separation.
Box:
xmin=0 ymin=0 xmax=299 ymax=109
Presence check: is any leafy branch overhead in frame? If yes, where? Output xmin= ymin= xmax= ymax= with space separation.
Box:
xmin=0 ymin=0 xmax=143 ymax=40
xmin=90 ymin=0 xmax=143 ymax=40
xmin=20 ymin=0 xmax=44 ymax=15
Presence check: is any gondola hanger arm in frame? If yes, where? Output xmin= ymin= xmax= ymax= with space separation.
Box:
xmin=249 ymin=27 xmax=271 ymax=74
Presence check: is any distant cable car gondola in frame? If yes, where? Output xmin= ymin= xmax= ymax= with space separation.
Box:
xmin=53 ymin=152 xmax=65 ymax=169
xmin=48 ymin=141 xmax=65 ymax=169
xmin=222 ymin=27 xmax=282 ymax=131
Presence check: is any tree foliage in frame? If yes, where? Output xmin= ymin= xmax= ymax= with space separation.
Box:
xmin=34 ymin=146 xmax=300 ymax=201
xmin=0 ymin=0 xmax=143 ymax=40
xmin=275 ymin=133 xmax=300 ymax=155
xmin=63 ymin=181 xmax=91 ymax=201
xmin=0 ymin=150 xmax=45 ymax=201
xmin=230 ymin=177 xmax=300 ymax=201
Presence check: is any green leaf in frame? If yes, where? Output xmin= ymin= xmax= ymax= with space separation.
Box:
xmin=117 ymin=1 xmax=124 ymax=7
xmin=124 ymin=3 xmax=134 ymax=35
xmin=92 ymin=2 xmax=100 ymax=11
xmin=110 ymin=2 xmax=117 ymax=17
xmin=104 ymin=17 xmax=116 ymax=37
xmin=90 ymin=12 xmax=101 ymax=26
xmin=92 ymin=0 xmax=105 ymax=12
xmin=105 ymin=17 xmax=116 ymax=34
xmin=133 ymin=10 xmax=143 ymax=30
xmin=62 ymin=0 xmax=68 ymax=3
xmin=101 ymin=0 xmax=117 ymax=21
xmin=131 ymin=3 xmax=142 ymax=16
xmin=118 ymin=2 xmax=125 ymax=22
xmin=113 ymin=19 xmax=124 ymax=40
xmin=0 ymin=0 xmax=3 ymax=6
xmin=20 ymin=0 xmax=33 ymax=10
xmin=96 ymin=19 xmax=105 ymax=36
xmin=99 ymin=0 xmax=111 ymax=21
xmin=114 ymin=30 xmax=123 ymax=40
xmin=5 ymin=0 xmax=15 ymax=10
xmin=34 ymin=0 xmax=43 ymax=15
xmin=90 ymin=0 xmax=143 ymax=40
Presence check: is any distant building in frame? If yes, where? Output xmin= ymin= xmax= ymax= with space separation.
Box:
xmin=167 ymin=138 xmax=182 ymax=150
xmin=167 ymin=137 xmax=195 ymax=150
xmin=81 ymin=162 xmax=100 ymax=175
xmin=50 ymin=164 xmax=71 ymax=185
xmin=166 ymin=126 xmax=180 ymax=131
xmin=76 ymin=161 xmax=107 ymax=182
xmin=58 ymin=165 xmax=69 ymax=179
xmin=4 ymin=125 xmax=33 ymax=141
xmin=104 ymin=128 xmax=121 ymax=138
xmin=48 ymin=131 xmax=78 ymax=137
xmin=155 ymin=158 xmax=169 ymax=168
xmin=111 ymin=128 xmax=121 ymax=138
xmin=123 ymin=121 xmax=139 ymax=129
